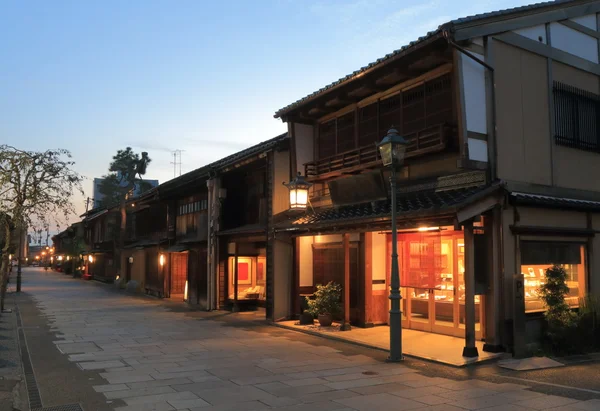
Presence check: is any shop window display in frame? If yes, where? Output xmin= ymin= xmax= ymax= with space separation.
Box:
xmin=521 ymin=242 xmax=586 ymax=313
xmin=389 ymin=227 xmax=482 ymax=335
xmin=228 ymin=256 xmax=266 ymax=301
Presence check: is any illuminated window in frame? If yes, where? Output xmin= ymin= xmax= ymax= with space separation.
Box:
xmin=521 ymin=242 xmax=587 ymax=313
xmin=228 ymin=256 xmax=266 ymax=301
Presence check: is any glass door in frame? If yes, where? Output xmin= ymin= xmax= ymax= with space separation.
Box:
xmin=432 ymin=238 xmax=458 ymax=334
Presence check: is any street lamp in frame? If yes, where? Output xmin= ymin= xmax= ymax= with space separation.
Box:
xmin=283 ymin=172 xmax=312 ymax=210
xmin=378 ymin=127 xmax=409 ymax=362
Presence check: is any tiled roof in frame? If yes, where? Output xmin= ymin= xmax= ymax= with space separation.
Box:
xmin=510 ymin=192 xmax=600 ymax=211
xmin=292 ymin=184 xmax=496 ymax=226
xmin=159 ymin=133 xmax=288 ymax=195
xmin=82 ymin=209 xmax=108 ymax=222
xmin=210 ymin=132 xmax=288 ymax=170
xmin=274 ymin=0 xmax=578 ymax=118
xmin=450 ymin=0 xmax=575 ymax=25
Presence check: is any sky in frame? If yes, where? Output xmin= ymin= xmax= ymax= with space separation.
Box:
xmin=1 ymin=0 xmax=536 ymax=225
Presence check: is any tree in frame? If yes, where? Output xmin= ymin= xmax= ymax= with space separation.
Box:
xmin=97 ymin=147 xmax=151 ymax=275
xmin=0 ymin=146 xmax=83 ymax=310
xmin=97 ymin=148 xmax=152 ymax=208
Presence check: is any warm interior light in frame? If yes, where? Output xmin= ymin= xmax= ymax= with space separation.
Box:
xmin=418 ymin=226 xmax=440 ymax=232
xmin=131 ymin=203 xmax=135 ymax=207
xmin=184 ymin=280 xmax=188 ymax=301
xmin=159 ymin=254 xmax=165 ymax=266
xmin=88 ymin=255 xmax=93 ymax=263
xmin=58 ymin=256 xmax=63 ymax=261
xmin=67 ymin=256 xmax=71 ymax=260
xmin=285 ymin=173 xmax=312 ymax=210
xmin=116 ymin=275 xmax=120 ymax=280
xmin=35 ymin=256 xmax=40 ymax=260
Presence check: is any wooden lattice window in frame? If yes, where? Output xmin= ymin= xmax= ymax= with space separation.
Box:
xmin=379 ymin=94 xmax=402 ymax=132
xmin=358 ymin=102 xmax=379 ymax=147
xmin=318 ymin=120 xmax=336 ymax=159
xmin=402 ymin=84 xmax=426 ymax=134
xmin=336 ymin=111 xmax=356 ymax=153
xmin=425 ymin=74 xmax=453 ymax=126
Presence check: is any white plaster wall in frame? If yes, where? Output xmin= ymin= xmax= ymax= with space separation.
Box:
xmin=299 ymin=236 xmax=314 ymax=287
xmin=273 ymin=238 xmax=292 ymax=320
xmin=272 ymin=149 xmax=291 ymax=215
xmin=294 ymin=123 xmax=314 ymax=174
xmin=461 ymin=52 xmax=488 ymax=134
xmin=550 ymin=22 xmax=598 ymax=63
xmin=468 ymin=138 xmax=489 ymax=162
xmin=514 ymin=24 xmax=547 ymax=43
xmin=571 ymin=14 xmax=597 ymax=30
xmin=371 ymin=232 xmax=387 ymax=291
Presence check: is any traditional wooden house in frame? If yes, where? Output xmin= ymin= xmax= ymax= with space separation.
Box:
xmin=208 ymin=133 xmax=289 ymax=312
xmin=272 ymin=0 xmax=600 ymax=357
xmin=156 ymin=172 xmax=209 ymax=305
xmin=82 ymin=207 xmax=119 ymax=282
xmin=121 ymin=189 xmax=171 ymax=296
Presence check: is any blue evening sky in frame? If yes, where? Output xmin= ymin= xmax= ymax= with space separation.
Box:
xmin=1 ymin=0 xmax=533 ymax=219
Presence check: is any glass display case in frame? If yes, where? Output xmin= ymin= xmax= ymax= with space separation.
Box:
xmin=520 ymin=242 xmax=586 ymax=313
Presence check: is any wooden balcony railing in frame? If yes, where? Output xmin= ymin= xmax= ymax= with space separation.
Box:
xmin=305 ymin=123 xmax=456 ymax=181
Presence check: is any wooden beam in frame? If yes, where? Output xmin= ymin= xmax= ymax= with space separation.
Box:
xmin=341 ymin=233 xmax=352 ymax=331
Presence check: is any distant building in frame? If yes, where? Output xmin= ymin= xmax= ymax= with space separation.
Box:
xmin=92 ymin=177 xmax=159 ymax=209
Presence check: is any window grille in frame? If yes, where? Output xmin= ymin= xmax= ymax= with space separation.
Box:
xmin=554 ymin=81 xmax=600 ymax=152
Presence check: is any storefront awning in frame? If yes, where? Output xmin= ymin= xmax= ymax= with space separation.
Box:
xmin=278 ymin=182 xmax=503 ymax=232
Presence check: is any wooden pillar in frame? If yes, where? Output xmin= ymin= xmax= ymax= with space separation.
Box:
xmin=463 ymin=221 xmax=479 ymax=357
xmin=233 ymin=243 xmax=239 ymax=312
xmin=362 ymin=233 xmax=373 ymax=327
xmin=484 ymin=207 xmax=504 ymax=352
xmin=341 ymin=233 xmax=351 ymax=331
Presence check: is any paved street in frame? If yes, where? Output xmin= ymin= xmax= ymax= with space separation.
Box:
xmin=12 ymin=267 xmax=600 ymax=411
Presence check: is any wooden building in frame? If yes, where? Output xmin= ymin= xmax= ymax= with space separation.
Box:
xmin=272 ymin=0 xmax=600 ymax=357
xmin=82 ymin=208 xmax=119 ymax=282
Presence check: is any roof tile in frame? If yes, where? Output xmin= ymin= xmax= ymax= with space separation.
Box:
xmin=292 ymin=184 xmax=490 ymax=226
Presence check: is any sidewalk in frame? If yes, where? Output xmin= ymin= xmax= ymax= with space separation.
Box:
xmin=0 ymin=288 xmax=28 ymax=411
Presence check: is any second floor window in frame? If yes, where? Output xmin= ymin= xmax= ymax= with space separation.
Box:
xmin=554 ymin=81 xmax=600 ymax=152
xmin=316 ymin=73 xmax=453 ymax=161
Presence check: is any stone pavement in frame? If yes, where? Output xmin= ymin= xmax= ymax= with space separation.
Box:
xmin=15 ymin=268 xmax=600 ymax=410
xmin=0 ymin=282 xmax=28 ymax=410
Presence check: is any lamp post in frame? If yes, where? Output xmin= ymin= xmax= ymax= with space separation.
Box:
xmin=378 ymin=127 xmax=408 ymax=362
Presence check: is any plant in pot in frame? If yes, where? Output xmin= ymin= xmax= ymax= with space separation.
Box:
xmin=306 ymin=282 xmax=342 ymax=327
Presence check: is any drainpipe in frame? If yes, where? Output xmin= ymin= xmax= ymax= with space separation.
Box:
xmin=443 ymin=29 xmax=498 ymax=182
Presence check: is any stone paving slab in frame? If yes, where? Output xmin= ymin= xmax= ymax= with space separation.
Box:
xmin=22 ymin=269 xmax=599 ymax=411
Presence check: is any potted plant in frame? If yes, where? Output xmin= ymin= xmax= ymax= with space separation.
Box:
xmin=306 ymin=282 xmax=342 ymax=327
